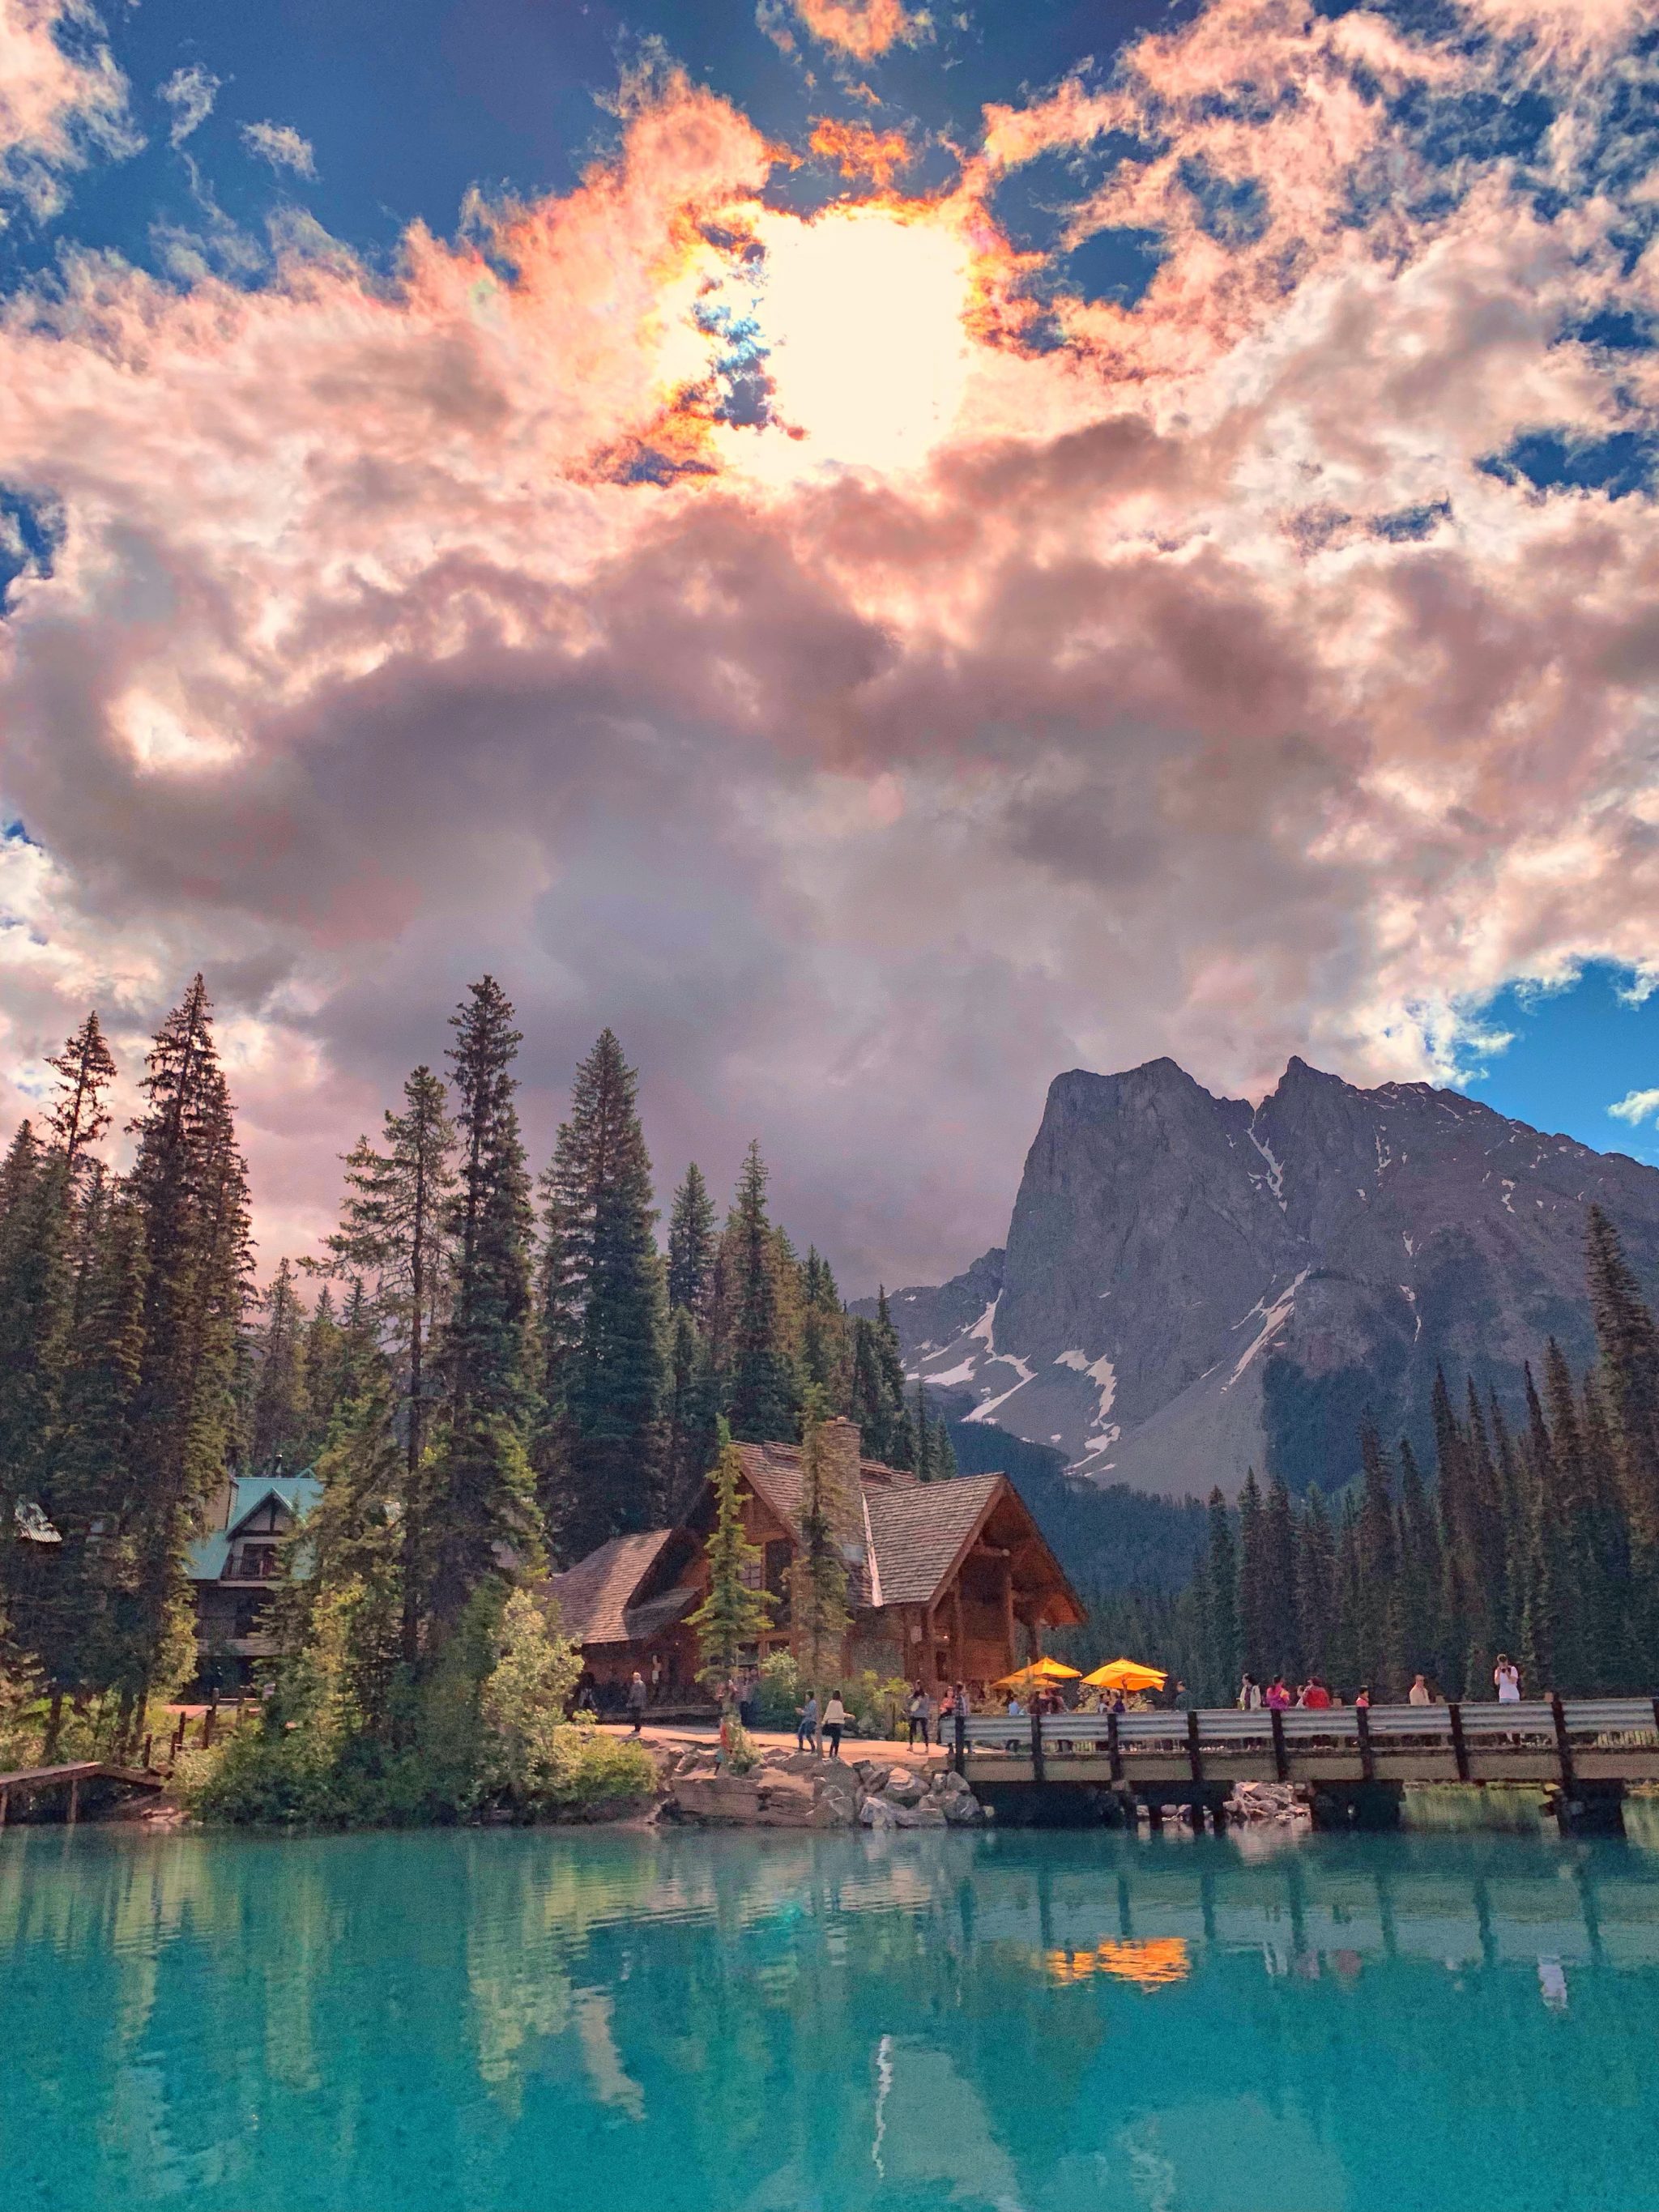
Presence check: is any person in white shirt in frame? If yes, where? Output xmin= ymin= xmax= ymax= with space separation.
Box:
xmin=1494 ymin=1655 xmax=1521 ymax=1703
xmin=822 ymin=1691 xmax=847 ymax=1758
xmin=1408 ymin=1673 xmax=1432 ymax=1706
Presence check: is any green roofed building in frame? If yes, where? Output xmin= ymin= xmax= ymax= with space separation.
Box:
xmin=186 ymin=1468 xmax=322 ymax=1691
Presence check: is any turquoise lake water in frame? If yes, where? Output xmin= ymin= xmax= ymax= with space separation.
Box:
xmin=6 ymin=1813 xmax=1659 ymax=2211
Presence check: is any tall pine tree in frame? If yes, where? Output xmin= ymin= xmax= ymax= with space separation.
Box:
xmin=122 ymin=977 xmax=252 ymax=1725
xmin=539 ymin=1030 xmax=665 ymax=1557
xmin=722 ymin=1142 xmax=798 ymax=1444
xmin=666 ymin=1164 xmax=717 ymax=1321
xmin=429 ymin=978 xmax=538 ymax=1634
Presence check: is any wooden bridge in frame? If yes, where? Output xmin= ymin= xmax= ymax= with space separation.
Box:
xmin=0 ymin=1762 xmax=165 ymax=1829
xmin=961 ymin=1697 xmax=1659 ymax=1832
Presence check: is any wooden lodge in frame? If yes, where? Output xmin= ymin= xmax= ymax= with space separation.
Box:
xmin=548 ymin=1417 xmax=1084 ymax=1701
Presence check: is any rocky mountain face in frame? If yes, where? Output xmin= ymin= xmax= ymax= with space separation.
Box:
xmin=859 ymin=1057 xmax=1659 ymax=1498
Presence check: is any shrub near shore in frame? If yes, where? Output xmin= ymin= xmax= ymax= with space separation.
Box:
xmin=180 ymin=1588 xmax=655 ymax=1829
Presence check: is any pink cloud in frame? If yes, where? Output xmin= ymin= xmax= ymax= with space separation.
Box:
xmin=0 ymin=0 xmax=136 ymax=218
xmin=766 ymin=0 xmax=923 ymax=62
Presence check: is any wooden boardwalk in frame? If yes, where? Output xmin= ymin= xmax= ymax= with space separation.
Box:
xmin=0 ymin=1761 xmax=164 ymax=1828
xmin=962 ymin=1696 xmax=1659 ymax=1830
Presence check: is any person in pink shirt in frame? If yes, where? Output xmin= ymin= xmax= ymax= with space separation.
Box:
xmin=1265 ymin=1676 xmax=1291 ymax=1710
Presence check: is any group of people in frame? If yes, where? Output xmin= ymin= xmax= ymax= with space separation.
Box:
xmin=903 ymin=1680 xmax=978 ymax=1748
xmin=1236 ymin=1656 xmax=1526 ymax=1710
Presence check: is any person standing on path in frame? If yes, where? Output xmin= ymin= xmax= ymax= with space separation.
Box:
xmin=1408 ymin=1673 xmax=1432 ymax=1706
xmin=1265 ymin=1677 xmax=1291 ymax=1711
xmin=1494 ymin=1655 xmax=1522 ymax=1703
xmin=626 ymin=1671 xmax=648 ymax=1736
xmin=953 ymin=1681 xmax=970 ymax=1762
xmin=907 ymin=1683 xmax=928 ymax=1748
xmin=797 ymin=1693 xmax=819 ymax=1754
xmin=823 ymin=1690 xmax=847 ymax=1759
xmin=1238 ymin=1674 xmax=1263 ymax=1710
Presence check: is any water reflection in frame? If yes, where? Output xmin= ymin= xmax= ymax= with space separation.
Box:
xmin=6 ymin=1822 xmax=1659 ymax=2211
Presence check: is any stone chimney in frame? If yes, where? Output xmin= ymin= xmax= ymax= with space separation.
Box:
xmin=818 ymin=1417 xmax=864 ymax=1544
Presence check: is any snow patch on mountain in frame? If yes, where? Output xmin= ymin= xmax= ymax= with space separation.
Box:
xmin=1225 ymin=1271 xmax=1307 ymax=1389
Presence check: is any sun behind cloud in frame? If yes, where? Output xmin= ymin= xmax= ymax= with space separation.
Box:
xmin=734 ymin=202 xmax=975 ymax=475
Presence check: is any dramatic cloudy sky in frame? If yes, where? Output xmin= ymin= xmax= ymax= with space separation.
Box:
xmin=3 ymin=0 xmax=1659 ymax=1293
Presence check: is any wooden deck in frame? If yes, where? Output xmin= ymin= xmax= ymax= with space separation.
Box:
xmin=962 ymin=1696 xmax=1659 ymax=1819
xmin=0 ymin=1761 xmax=165 ymax=1827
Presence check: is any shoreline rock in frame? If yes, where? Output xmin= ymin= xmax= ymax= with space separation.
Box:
xmin=657 ymin=1745 xmax=988 ymax=1831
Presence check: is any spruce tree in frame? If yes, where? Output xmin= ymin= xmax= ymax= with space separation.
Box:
xmin=45 ymin=1011 xmax=119 ymax=1173
xmin=326 ymin=1064 xmax=457 ymax=1660
xmin=1395 ymin=1436 xmax=1445 ymax=1688
xmin=932 ymin=1413 xmax=957 ymax=1480
xmin=689 ymin=1421 xmax=772 ymax=1694
xmin=539 ymin=1030 xmax=665 ymax=1556
xmin=122 ymin=977 xmax=253 ymax=1726
xmin=1540 ymin=1338 xmax=1595 ymax=1692
xmin=1205 ymin=1487 xmax=1240 ymax=1698
xmin=1261 ymin=1471 xmax=1302 ymax=1684
xmin=787 ymin=1385 xmax=850 ymax=1734
xmin=429 ymin=978 xmax=539 ymax=1634
xmin=663 ymin=1303 xmax=717 ymax=1517
xmin=1236 ymin=1469 xmax=1267 ymax=1679
xmin=1585 ymin=1204 xmax=1659 ymax=1550
xmin=847 ymin=1316 xmax=886 ymax=1455
xmin=1355 ymin=1423 xmax=1401 ymax=1697
xmin=800 ymin=1247 xmax=850 ymax=1406
xmin=874 ymin=1290 xmax=914 ymax=1468
xmin=1431 ymin=1369 xmax=1483 ymax=1687
xmin=301 ymin=1288 xmax=348 ymax=1446
xmin=1519 ymin=1362 xmax=1560 ymax=1690
xmin=913 ymin=1378 xmax=936 ymax=1481
xmin=723 ymin=1142 xmax=798 ymax=1443
xmin=0 ymin=1123 xmax=71 ymax=1592
xmin=1294 ymin=1485 xmax=1336 ymax=1681
xmin=666 ymin=1163 xmax=717 ymax=1319
xmin=249 ymin=1259 xmax=313 ymax=1474
xmin=18 ymin=1166 xmax=146 ymax=1736
xmin=1328 ymin=1494 xmax=1363 ymax=1694
xmin=1579 ymin=1370 xmax=1634 ymax=1690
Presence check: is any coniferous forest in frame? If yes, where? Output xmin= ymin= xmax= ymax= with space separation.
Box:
xmin=0 ymin=976 xmax=950 ymax=1809
xmin=2 ymin=974 xmax=1657 ymax=1817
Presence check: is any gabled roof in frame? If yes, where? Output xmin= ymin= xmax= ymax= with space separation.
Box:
xmin=864 ymin=1472 xmax=1007 ymax=1607
xmin=734 ymin=1443 xmax=1077 ymax=1619
xmin=547 ymin=1529 xmax=679 ymax=1647
xmin=185 ymin=1473 xmax=323 ymax=1583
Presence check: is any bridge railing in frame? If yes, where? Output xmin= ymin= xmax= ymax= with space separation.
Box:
xmin=960 ymin=1698 xmax=1659 ymax=1781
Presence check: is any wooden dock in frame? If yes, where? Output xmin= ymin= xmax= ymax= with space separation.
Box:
xmin=961 ymin=1696 xmax=1659 ymax=1831
xmin=0 ymin=1761 xmax=165 ymax=1828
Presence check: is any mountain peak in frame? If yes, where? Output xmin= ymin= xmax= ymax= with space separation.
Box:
xmin=873 ymin=1049 xmax=1659 ymax=1500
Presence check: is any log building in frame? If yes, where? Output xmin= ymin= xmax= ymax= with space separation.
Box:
xmin=548 ymin=1417 xmax=1083 ymax=1698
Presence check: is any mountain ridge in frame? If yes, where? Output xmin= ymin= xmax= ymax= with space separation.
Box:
xmin=855 ymin=1055 xmax=1659 ymax=1498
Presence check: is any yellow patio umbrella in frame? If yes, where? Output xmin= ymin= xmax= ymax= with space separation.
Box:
xmin=993 ymin=1657 xmax=1082 ymax=1691
xmin=1083 ymin=1657 xmax=1168 ymax=1692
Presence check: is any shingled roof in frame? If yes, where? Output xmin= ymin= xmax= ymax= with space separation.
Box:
xmin=865 ymin=1472 xmax=1006 ymax=1606
xmin=548 ymin=1529 xmax=678 ymax=1647
xmin=736 ymin=1443 xmax=1011 ymax=1613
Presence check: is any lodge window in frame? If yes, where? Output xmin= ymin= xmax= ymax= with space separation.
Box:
xmin=234 ymin=1545 xmax=279 ymax=1579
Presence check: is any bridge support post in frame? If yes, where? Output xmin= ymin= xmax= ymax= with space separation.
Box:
xmin=1550 ymin=1781 xmax=1625 ymax=1838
